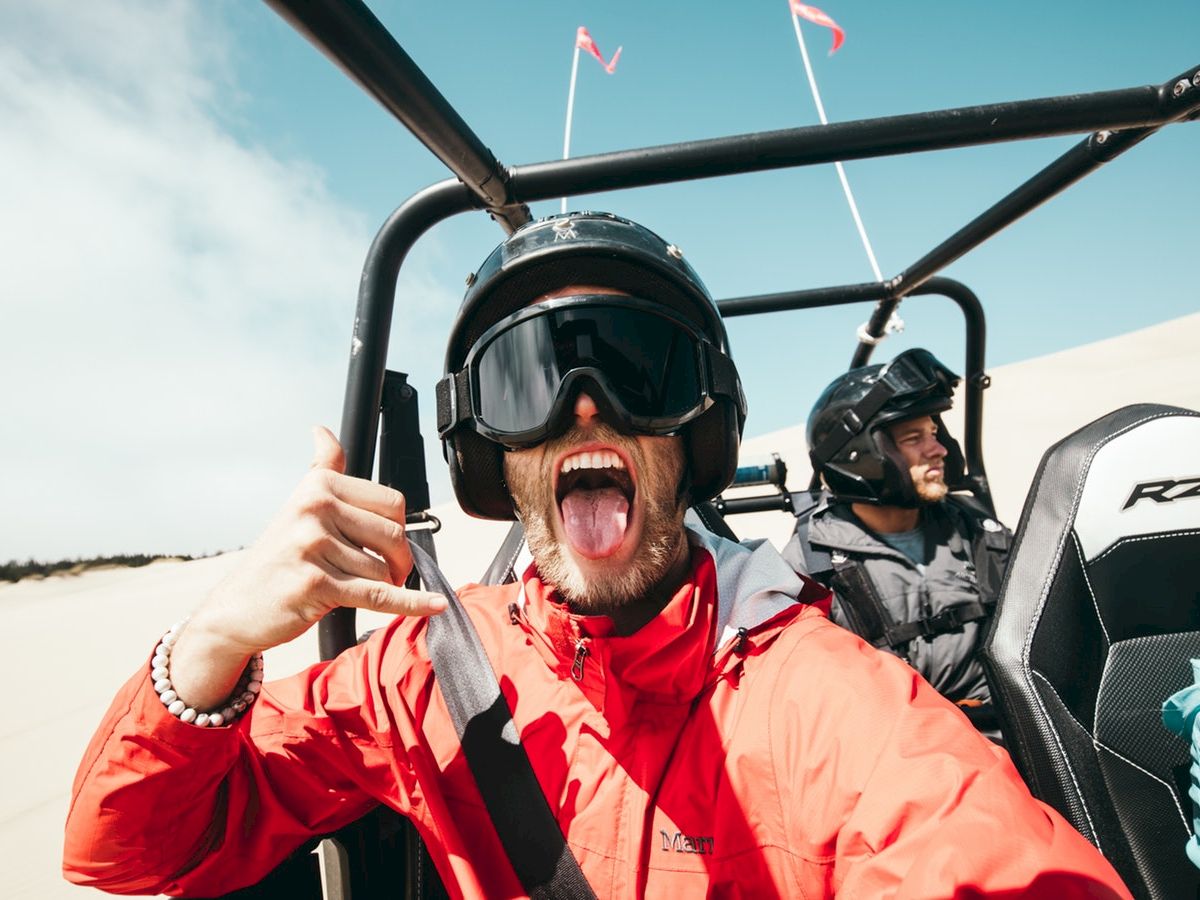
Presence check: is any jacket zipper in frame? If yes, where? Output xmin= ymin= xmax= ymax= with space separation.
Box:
xmin=735 ymin=627 xmax=750 ymax=655
xmin=571 ymin=638 xmax=590 ymax=682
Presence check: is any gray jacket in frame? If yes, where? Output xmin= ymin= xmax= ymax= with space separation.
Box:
xmin=782 ymin=492 xmax=1010 ymax=706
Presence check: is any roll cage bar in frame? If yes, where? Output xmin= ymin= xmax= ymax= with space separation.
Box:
xmin=260 ymin=0 xmax=1200 ymax=662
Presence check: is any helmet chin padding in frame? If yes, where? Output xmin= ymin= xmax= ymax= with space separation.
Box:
xmin=682 ymin=401 xmax=742 ymax=504
xmin=448 ymin=426 xmax=516 ymax=520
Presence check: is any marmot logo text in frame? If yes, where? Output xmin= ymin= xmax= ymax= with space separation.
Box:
xmin=660 ymin=830 xmax=715 ymax=855
xmin=1123 ymin=477 xmax=1200 ymax=510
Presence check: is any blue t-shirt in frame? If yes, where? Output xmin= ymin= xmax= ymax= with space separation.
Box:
xmin=879 ymin=527 xmax=925 ymax=571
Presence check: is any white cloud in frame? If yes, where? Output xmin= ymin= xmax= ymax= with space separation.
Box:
xmin=0 ymin=0 xmax=457 ymax=561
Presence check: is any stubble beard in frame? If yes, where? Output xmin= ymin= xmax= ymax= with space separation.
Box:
xmin=913 ymin=467 xmax=949 ymax=504
xmin=504 ymin=424 xmax=689 ymax=613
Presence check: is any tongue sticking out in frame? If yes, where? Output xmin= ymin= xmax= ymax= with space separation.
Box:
xmin=560 ymin=487 xmax=630 ymax=558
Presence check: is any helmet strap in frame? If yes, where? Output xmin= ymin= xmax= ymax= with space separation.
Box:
xmin=810 ymin=376 xmax=902 ymax=470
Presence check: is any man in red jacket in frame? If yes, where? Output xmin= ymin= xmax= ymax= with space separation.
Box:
xmin=64 ymin=212 xmax=1130 ymax=898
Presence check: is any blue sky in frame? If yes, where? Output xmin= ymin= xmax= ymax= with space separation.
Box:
xmin=2 ymin=0 xmax=1196 ymax=561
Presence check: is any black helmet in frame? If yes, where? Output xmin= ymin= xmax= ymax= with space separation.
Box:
xmin=807 ymin=348 xmax=964 ymax=507
xmin=437 ymin=212 xmax=748 ymax=520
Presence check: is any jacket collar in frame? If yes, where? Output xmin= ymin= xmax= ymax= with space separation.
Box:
xmin=512 ymin=527 xmax=813 ymax=723
xmin=810 ymin=499 xmax=974 ymax=574
xmin=811 ymin=498 xmax=934 ymax=564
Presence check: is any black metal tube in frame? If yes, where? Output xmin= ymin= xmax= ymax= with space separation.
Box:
xmin=338 ymin=181 xmax=472 ymax=479
xmin=714 ymin=495 xmax=793 ymax=516
xmin=719 ymin=281 xmax=886 ymax=316
xmin=262 ymin=0 xmax=530 ymax=232
xmin=320 ymin=179 xmax=475 ymax=660
xmin=850 ymin=64 xmax=1200 ymax=367
xmin=924 ymin=280 xmax=992 ymax=513
xmin=506 ymin=80 xmax=1192 ymax=202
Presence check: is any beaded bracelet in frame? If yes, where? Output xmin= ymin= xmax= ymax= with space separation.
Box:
xmin=151 ymin=619 xmax=264 ymax=728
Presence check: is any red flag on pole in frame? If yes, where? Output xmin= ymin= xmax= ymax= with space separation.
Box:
xmin=576 ymin=26 xmax=622 ymax=74
xmin=789 ymin=2 xmax=845 ymax=54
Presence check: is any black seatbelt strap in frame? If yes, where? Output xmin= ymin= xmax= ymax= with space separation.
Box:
xmin=790 ymin=496 xmax=895 ymax=643
xmin=786 ymin=491 xmax=830 ymax=575
xmin=788 ymin=496 xmax=893 ymax=643
xmin=788 ymin=497 xmax=910 ymax=650
xmin=828 ymin=562 xmax=898 ymax=647
xmin=879 ymin=600 xmax=992 ymax=646
xmin=831 ymin=558 xmax=992 ymax=650
xmin=412 ymin=542 xmax=598 ymax=900
xmin=692 ymin=499 xmax=739 ymax=541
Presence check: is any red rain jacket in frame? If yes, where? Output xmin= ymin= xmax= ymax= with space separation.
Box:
xmin=64 ymin=529 xmax=1130 ymax=897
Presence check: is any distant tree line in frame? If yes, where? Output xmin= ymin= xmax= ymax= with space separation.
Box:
xmin=1 ymin=553 xmax=206 ymax=584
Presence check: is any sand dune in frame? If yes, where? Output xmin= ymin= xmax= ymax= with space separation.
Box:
xmin=5 ymin=312 xmax=1197 ymax=898
xmin=958 ymin=310 xmax=1200 ymax=525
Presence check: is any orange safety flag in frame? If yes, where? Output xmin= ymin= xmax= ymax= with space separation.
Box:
xmin=576 ymin=26 xmax=622 ymax=74
xmin=789 ymin=2 xmax=845 ymax=54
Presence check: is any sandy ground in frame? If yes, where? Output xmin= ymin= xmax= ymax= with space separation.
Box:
xmin=0 ymin=556 xmax=243 ymax=899
xmin=0 ymin=531 xmax=512 ymax=898
xmin=6 ymin=311 xmax=1198 ymax=898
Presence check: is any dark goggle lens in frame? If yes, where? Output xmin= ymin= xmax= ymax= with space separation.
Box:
xmin=881 ymin=348 xmax=958 ymax=398
xmin=474 ymin=306 xmax=704 ymax=435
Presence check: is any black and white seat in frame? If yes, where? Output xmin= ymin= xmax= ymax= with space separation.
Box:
xmin=982 ymin=403 xmax=1200 ymax=900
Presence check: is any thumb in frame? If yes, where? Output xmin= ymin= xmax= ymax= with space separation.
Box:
xmin=311 ymin=425 xmax=346 ymax=474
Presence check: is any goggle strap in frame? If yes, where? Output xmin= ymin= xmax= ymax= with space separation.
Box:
xmin=705 ymin=343 xmax=741 ymax=403
xmin=811 ymin=376 xmax=899 ymax=467
xmin=435 ymin=370 xmax=473 ymax=438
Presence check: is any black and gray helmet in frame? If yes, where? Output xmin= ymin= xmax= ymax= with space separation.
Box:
xmin=438 ymin=212 xmax=748 ymax=520
xmin=807 ymin=348 xmax=964 ymax=507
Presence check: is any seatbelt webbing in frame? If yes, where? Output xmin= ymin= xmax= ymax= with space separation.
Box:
xmin=788 ymin=492 xmax=830 ymax=575
xmin=413 ymin=542 xmax=597 ymax=899
xmin=830 ymin=562 xmax=897 ymax=646
xmin=881 ymin=600 xmax=992 ymax=646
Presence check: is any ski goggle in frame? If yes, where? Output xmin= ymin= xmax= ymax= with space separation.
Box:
xmin=876 ymin=347 xmax=959 ymax=402
xmin=436 ymin=295 xmax=742 ymax=448
xmin=811 ymin=348 xmax=960 ymax=466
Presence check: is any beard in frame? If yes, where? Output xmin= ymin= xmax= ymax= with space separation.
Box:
xmin=913 ymin=466 xmax=949 ymax=504
xmin=503 ymin=423 xmax=689 ymax=612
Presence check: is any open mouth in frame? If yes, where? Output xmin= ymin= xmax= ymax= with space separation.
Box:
xmin=554 ymin=448 xmax=636 ymax=559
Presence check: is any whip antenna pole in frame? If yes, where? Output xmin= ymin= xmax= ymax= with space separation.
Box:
xmin=790 ymin=4 xmax=902 ymax=343
xmin=790 ymin=10 xmax=882 ymax=283
xmin=561 ymin=42 xmax=582 ymax=214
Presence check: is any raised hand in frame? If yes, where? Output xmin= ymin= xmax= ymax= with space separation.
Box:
xmin=168 ymin=426 xmax=446 ymax=710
